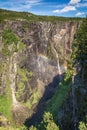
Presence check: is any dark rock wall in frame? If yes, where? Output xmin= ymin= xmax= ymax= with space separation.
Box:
xmin=0 ymin=20 xmax=80 ymax=125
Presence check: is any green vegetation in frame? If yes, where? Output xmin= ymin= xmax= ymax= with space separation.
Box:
xmin=72 ymin=17 xmax=87 ymax=81
xmin=47 ymin=70 xmax=72 ymax=120
xmin=2 ymin=29 xmax=25 ymax=56
xmin=0 ymin=127 xmax=14 ymax=130
xmin=25 ymin=88 xmax=40 ymax=109
xmin=0 ymin=113 xmax=59 ymax=130
xmin=0 ymin=78 xmax=12 ymax=121
xmin=79 ymin=121 xmax=87 ymax=130
xmin=16 ymin=125 xmax=28 ymax=130
xmin=16 ymin=68 xmax=33 ymax=99
xmin=37 ymin=112 xmax=59 ymax=130
xmin=17 ymin=42 xmax=25 ymax=51
xmin=2 ymin=29 xmax=18 ymax=56
xmin=72 ymin=18 xmax=87 ymax=130
xmin=0 ymin=125 xmax=28 ymax=130
xmin=72 ymin=18 xmax=87 ymax=64
xmin=29 ymin=126 xmax=37 ymax=130
xmin=16 ymin=68 xmax=40 ymax=109
xmin=16 ymin=81 xmax=25 ymax=99
xmin=0 ymin=9 xmax=83 ymax=23
xmin=0 ymin=8 xmax=86 ymax=130
xmin=2 ymin=29 xmax=18 ymax=45
xmin=18 ymin=68 xmax=29 ymax=82
xmin=43 ymin=112 xmax=59 ymax=130
xmin=72 ymin=18 xmax=87 ymax=83
xmin=0 ymin=95 xmax=11 ymax=118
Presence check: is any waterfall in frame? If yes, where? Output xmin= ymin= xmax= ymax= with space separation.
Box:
xmin=52 ymin=45 xmax=62 ymax=82
xmin=9 ymin=53 xmax=18 ymax=105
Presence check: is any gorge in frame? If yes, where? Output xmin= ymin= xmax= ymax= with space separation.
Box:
xmin=0 ymin=9 xmax=87 ymax=130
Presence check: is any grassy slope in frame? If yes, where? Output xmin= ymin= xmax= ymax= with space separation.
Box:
xmin=0 ymin=8 xmax=83 ymax=22
xmin=46 ymin=77 xmax=72 ymax=120
xmin=0 ymin=85 xmax=12 ymax=121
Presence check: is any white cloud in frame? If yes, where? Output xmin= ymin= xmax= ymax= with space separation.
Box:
xmin=69 ymin=0 xmax=81 ymax=5
xmin=52 ymin=0 xmax=87 ymax=15
xmin=0 ymin=0 xmax=42 ymax=11
xmin=53 ymin=6 xmax=76 ymax=13
xmin=25 ymin=0 xmax=41 ymax=4
xmin=76 ymin=12 xmax=85 ymax=16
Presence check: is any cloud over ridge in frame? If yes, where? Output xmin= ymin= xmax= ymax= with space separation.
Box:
xmin=53 ymin=6 xmax=76 ymax=13
xmin=69 ymin=0 xmax=81 ymax=5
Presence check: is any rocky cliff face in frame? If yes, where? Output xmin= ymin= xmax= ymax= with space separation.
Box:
xmin=0 ymin=20 xmax=80 ymax=125
xmin=57 ymin=74 xmax=87 ymax=130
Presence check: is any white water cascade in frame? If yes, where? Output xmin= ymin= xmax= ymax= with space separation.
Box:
xmin=52 ymin=45 xmax=62 ymax=82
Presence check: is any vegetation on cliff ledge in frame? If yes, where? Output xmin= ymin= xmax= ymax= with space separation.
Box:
xmin=2 ymin=29 xmax=25 ymax=56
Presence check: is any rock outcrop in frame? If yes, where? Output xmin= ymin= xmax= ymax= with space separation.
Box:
xmin=0 ymin=19 xmax=80 ymax=125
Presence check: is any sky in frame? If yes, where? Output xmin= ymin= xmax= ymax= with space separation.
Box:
xmin=0 ymin=0 xmax=87 ymax=17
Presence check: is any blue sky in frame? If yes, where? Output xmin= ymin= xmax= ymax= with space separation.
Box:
xmin=0 ymin=0 xmax=87 ymax=17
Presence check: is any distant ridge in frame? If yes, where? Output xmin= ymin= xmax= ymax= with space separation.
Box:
xmin=0 ymin=8 xmax=83 ymax=22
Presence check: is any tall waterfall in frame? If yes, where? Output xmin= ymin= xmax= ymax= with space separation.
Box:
xmin=52 ymin=44 xmax=62 ymax=82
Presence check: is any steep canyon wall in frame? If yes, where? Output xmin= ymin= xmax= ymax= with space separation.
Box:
xmin=0 ymin=20 xmax=80 ymax=125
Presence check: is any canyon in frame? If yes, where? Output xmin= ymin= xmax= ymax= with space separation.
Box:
xmin=0 ymin=9 xmax=87 ymax=130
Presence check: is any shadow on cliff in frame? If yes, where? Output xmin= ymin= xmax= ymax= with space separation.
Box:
xmin=24 ymin=74 xmax=63 ymax=127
